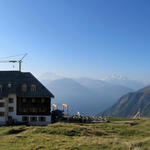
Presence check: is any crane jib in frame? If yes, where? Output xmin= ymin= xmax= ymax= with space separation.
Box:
xmin=0 ymin=53 xmax=27 ymax=72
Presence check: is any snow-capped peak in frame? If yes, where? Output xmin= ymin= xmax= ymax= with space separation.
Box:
xmin=101 ymin=74 xmax=128 ymax=81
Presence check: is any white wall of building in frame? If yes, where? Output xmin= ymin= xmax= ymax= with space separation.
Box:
xmin=16 ymin=115 xmax=51 ymax=125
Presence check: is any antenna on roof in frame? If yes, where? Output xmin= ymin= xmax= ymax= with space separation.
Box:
xmin=0 ymin=53 xmax=28 ymax=72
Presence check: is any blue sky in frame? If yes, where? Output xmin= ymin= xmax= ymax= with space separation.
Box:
xmin=0 ymin=0 xmax=150 ymax=81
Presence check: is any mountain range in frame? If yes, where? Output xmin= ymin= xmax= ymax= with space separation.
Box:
xmin=40 ymin=73 xmax=147 ymax=115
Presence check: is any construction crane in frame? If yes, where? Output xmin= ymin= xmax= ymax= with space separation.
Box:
xmin=0 ymin=53 xmax=27 ymax=72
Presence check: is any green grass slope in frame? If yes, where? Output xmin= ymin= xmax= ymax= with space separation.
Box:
xmin=1 ymin=118 xmax=150 ymax=150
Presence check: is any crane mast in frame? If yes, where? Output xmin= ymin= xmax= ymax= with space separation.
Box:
xmin=18 ymin=53 xmax=27 ymax=72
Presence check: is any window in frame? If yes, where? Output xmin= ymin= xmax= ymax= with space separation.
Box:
xmin=8 ymin=116 xmax=12 ymax=121
xmin=32 ymin=108 xmax=37 ymax=113
xmin=22 ymin=116 xmax=29 ymax=122
xmin=9 ymin=107 xmax=14 ymax=112
xmin=22 ymin=98 xmax=27 ymax=103
xmin=29 ymin=108 xmax=32 ymax=113
xmin=38 ymin=108 xmax=42 ymax=112
xmin=22 ymin=84 xmax=27 ymax=92
xmin=9 ymin=98 xmax=13 ymax=103
xmin=0 ymin=103 xmax=5 ymax=107
xmin=31 ymin=84 xmax=36 ymax=92
xmin=8 ymin=83 xmax=12 ymax=88
xmin=32 ymin=99 xmax=36 ymax=103
xmin=0 ymin=85 xmax=2 ymax=92
xmin=41 ymin=99 xmax=45 ymax=103
xmin=23 ymin=108 xmax=27 ymax=113
xmin=42 ymin=108 xmax=48 ymax=113
xmin=30 ymin=117 xmax=37 ymax=122
xmin=39 ymin=117 xmax=46 ymax=122
xmin=42 ymin=108 xmax=46 ymax=113
xmin=0 ymin=112 xmax=4 ymax=116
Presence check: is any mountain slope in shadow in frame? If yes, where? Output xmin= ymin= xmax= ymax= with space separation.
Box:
xmin=101 ymin=85 xmax=150 ymax=117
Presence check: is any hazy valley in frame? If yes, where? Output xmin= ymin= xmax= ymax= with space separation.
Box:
xmin=41 ymin=73 xmax=146 ymax=115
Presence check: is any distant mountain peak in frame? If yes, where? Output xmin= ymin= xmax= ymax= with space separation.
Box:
xmin=101 ymin=74 xmax=128 ymax=81
xmin=101 ymin=74 xmax=145 ymax=90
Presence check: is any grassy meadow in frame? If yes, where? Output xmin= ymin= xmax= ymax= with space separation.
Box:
xmin=0 ymin=118 xmax=150 ymax=150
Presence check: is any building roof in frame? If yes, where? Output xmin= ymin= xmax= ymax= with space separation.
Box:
xmin=0 ymin=71 xmax=54 ymax=98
